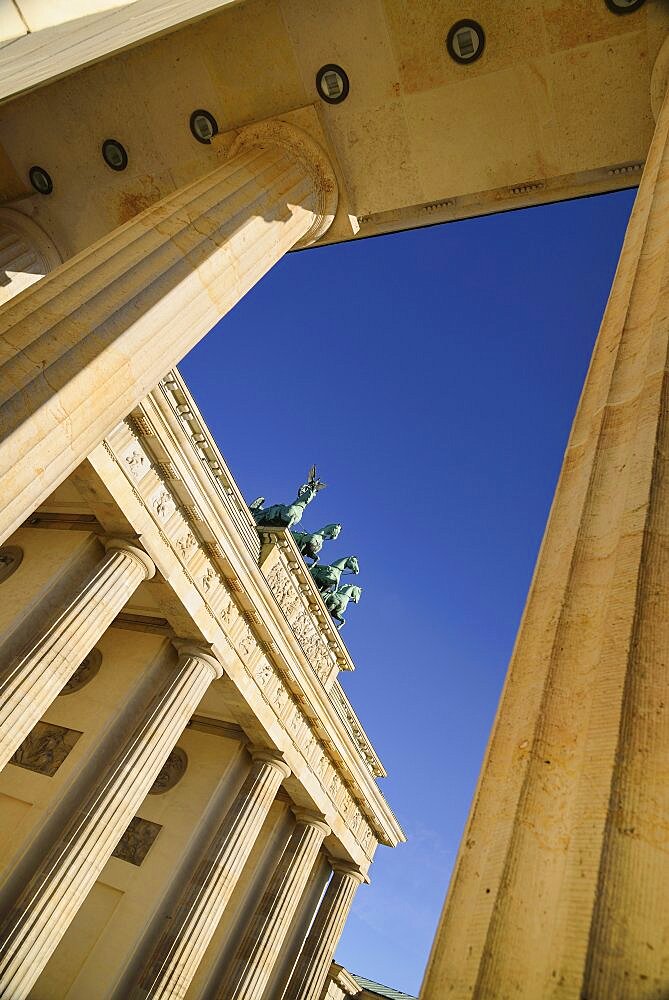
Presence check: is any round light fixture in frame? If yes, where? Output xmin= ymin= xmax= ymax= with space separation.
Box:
xmin=316 ymin=64 xmax=350 ymax=104
xmin=446 ymin=20 xmax=485 ymax=64
xmin=604 ymin=0 xmax=646 ymax=12
xmin=190 ymin=109 xmax=218 ymax=144
xmin=102 ymin=138 xmax=128 ymax=171
xmin=28 ymin=165 xmax=53 ymax=195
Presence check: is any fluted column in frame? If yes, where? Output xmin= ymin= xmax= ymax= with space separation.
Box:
xmin=0 ymin=641 xmax=222 ymax=999
xmin=138 ymin=747 xmax=291 ymax=1000
xmin=284 ymin=860 xmax=364 ymax=1000
xmin=421 ymin=74 xmax=669 ymax=1000
xmin=0 ymin=536 xmax=154 ymax=770
xmin=215 ymin=810 xmax=330 ymax=1000
xmin=0 ymin=121 xmax=337 ymax=546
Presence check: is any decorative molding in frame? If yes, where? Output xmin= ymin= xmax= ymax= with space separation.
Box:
xmin=10 ymin=721 xmax=82 ymax=776
xmin=187 ymin=716 xmax=245 ymax=741
xmin=113 ymin=612 xmax=172 ymax=634
xmin=330 ymin=683 xmax=386 ymax=779
xmin=112 ymin=816 xmax=162 ymax=866
xmin=157 ymin=377 xmax=261 ymax=562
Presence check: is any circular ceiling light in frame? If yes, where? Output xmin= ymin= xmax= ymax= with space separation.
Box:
xmin=446 ymin=20 xmax=485 ymax=64
xmin=604 ymin=0 xmax=646 ymax=12
xmin=316 ymin=64 xmax=350 ymax=104
xmin=190 ymin=109 xmax=218 ymax=144
xmin=28 ymin=165 xmax=53 ymax=195
xmin=102 ymin=138 xmax=128 ymax=171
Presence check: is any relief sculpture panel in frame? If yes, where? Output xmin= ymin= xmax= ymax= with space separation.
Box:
xmin=11 ymin=722 xmax=82 ymax=776
xmin=267 ymin=561 xmax=334 ymax=683
xmin=112 ymin=816 xmax=162 ymax=866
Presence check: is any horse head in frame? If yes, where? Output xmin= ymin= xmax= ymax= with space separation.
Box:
xmin=322 ymin=523 xmax=342 ymax=540
xmin=347 ymin=556 xmax=360 ymax=575
xmin=341 ymin=584 xmax=362 ymax=603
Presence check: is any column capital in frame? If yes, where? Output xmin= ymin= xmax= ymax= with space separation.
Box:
xmin=226 ymin=120 xmax=338 ymax=248
xmin=292 ymin=808 xmax=330 ymax=838
xmin=249 ymin=746 xmax=291 ymax=778
xmin=328 ymin=858 xmax=367 ymax=884
xmin=172 ymin=639 xmax=224 ymax=680
xmin=104 ymin=536 xmax=155 ymax=580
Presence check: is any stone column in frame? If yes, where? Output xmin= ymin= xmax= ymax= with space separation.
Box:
xmin=0 ymin=537 xmax=154 ymax=771
xmin=421 ymin=77 xmax=669 ymax=1000
xmin=0 ymin=121 xmax=337 ymax=546
xmin=284 ymin=860 xmax=364 ymax=1000
xmin=0 ymin=641 xmax=222 ymax=1000
xmin=138 ymin=747 xmax=291 ymax=1000
xmin=214 ymin=810 xmax=330 ymax=1000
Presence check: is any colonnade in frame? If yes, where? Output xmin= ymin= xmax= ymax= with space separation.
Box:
xmin=420 ymin=47 xmax=669 ymax=1000
xmin=0 ymin=530 xmax=363 ymax=999
xmin=0 ymin=116 xmax=364 ymax=997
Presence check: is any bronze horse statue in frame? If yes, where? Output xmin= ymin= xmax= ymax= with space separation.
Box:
xmin=323 ymin=584 xmax=362 ymax=629
xmin=291 ymin=523 xmax=341 ymax=565
xmin=249 ymin=466 xmax=325 ymax=529
xmin=310 ymin=556 xmax=360 ymax=594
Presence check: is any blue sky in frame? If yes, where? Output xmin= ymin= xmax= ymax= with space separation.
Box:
xmin=181 ymin=188 xmax=635 ymax=996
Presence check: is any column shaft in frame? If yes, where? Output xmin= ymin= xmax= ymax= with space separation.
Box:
xmin=139 ymin=749 xmax=291 ymax=1000
xmin=0 ymin=537 xmax=154 ymax=771
xmin=421 ymin=89 xmax=669 ymax=1000
xmin=215 ymin=811 xmax=330 ymax=1000
xmin=0 ymin=643 xmax=222 ymax=999
xmin=0 ymin=122 xmax=336 ymax=545
xmin=284 ymin=862 xmax=364 ymax=1000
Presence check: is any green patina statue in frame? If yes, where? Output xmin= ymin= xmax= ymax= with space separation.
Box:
xmin=249 ymin=466 xmax=326 ymax=529
xmin=323 ymin=584 xmax=362 ymax=629
xmin=291 ymin=523 xmax=342 ymax=565
xmin=309 ymin=556 xmax=360 ymax=594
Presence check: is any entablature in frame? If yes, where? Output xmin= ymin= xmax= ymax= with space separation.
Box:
xmin=59 ymin=368 xmax=404 ymax=858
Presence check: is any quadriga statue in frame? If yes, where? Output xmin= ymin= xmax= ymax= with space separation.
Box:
xmin=249 ymin=466 xmax=325 ymax=529
xmin=310 ymin=556 xmax=360 ymax=594
xmin=323 ymin=584 xmax=362 ymax=629
xmin=291 ymin=523 xmax=341 ymax=565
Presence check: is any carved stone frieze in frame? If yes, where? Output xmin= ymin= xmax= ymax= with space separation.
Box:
xmin=122 ymin=444 xmax=150 ymax=482
xmin=149 ymin=746 xmax=188 ymax=794
xmin=59 ymin=648 xmax=102 ymax=695
xmin=151 ymin=488 xmax=176 ymax=522
xmin=239 ymin=625 xmax=256 ymax=659
xmin=273 ymin=682 xmax=287 ymax=714
xmin=112 ymin=816 xmax=162 ymax=866
xmin=267 ymin=560 xmax=335 ymax=684
xmin=254 ymin=657 xmax=273 ymax=687
xmin=11 ymin=721 xmax=82 ymax=776
xmin=176 ymin=531 xmax=196 ymax=560
xmin=267 ymin=561 xmax=301 ymax=619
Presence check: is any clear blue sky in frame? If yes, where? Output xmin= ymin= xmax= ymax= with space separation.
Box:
xmin=181 ymin=189 xmax=635 ymax=996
